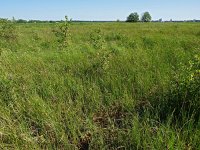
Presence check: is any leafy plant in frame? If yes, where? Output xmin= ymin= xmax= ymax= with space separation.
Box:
xmin=53 ymin=16 xmax=71 ymax=49
xmin=155 ymin=54 xmax=200 ymax=123
xmin=90 ymin=28 xmax=106 ymax=49
xmin=0 ymin=18 xmax=17 ymax=51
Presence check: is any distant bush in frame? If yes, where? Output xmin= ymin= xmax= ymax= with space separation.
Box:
xmin=16 ymin=19 xmax=27 ymax=23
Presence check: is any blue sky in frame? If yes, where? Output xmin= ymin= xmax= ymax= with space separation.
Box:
xmin=0 ymin=0 xmax=199 ymax=21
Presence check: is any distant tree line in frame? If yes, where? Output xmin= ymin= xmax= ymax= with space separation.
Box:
xmin=126 ymin=12 xmax=152 ymax=22
xmin=14 ymin=19 xmax=63 ymax=23
xmin=1 ymin=14 xmax=200 ymax=24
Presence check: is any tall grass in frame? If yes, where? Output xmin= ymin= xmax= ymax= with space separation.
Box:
xmin=0 ymin=21 xmax=200 ymax=149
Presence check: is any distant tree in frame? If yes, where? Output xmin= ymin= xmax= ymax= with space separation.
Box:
xmin=116 ymin=19 xmax=120 ymax=22
xmin=126 ymin=12 xmax=139 ymax=22
xmin=16 ymin=19 xmax=27 ymax=23
xmin=12 ymin=17 xmax=16 ymax=22
xmin=159 ymin=18 xmax=162 ymax=22
xmin=141 ymin=12 xmax=152 ymax=22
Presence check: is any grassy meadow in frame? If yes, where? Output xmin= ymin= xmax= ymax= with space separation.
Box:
xmin=0 ymin=21 xmax=200 ymax=149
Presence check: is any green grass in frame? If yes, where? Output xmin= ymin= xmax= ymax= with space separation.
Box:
xmin=0 ymin=22 xmax=200 ymax=149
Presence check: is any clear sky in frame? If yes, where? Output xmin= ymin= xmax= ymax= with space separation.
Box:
xmin=0 ymin=0 xmax=199 ymax=21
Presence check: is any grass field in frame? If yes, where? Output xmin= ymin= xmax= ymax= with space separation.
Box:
xmin=0 ymin=21 xmax=200 ymax=149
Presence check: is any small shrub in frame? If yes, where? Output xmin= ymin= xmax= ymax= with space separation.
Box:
xmin=196 ymin=31 xmax=200 ymax=37
xmin=0 ymin=18 xmax=17 ymax=50
xmin=105 ymin=32 xmax=126 ymax=42
xmin=0 ymin=19 xmax=17 ymax=41
xmin=90 ymin=28 xmax=105 ymax=49
xmin=83 ymin=48 xmax=118 ymax=78
xmin=53 ymin=16 xmax=71 ymax=50
xmin=155 ymin=54 xmax=200 ymax=123
xmin=32 ymin=31 xmax=41 ymax=42
xmin=142 ymin=36 xmax=156 ymax=49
